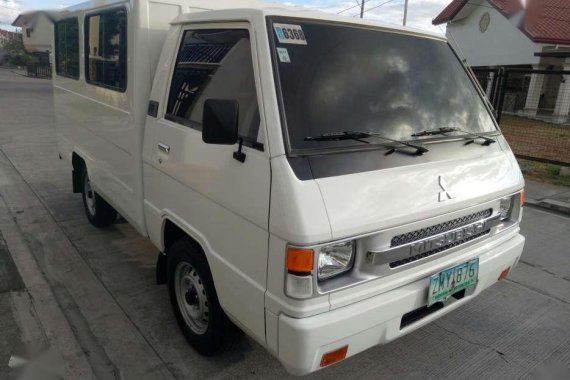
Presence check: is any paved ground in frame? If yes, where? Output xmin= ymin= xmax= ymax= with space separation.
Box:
xmin=1 ymin=68 xmax=570 ymax=379
xmin=525 ymin=179 xmax=570 ymax=215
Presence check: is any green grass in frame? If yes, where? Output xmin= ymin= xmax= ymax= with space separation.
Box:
xmin=518 ymin=158 xmax=570 ymax=187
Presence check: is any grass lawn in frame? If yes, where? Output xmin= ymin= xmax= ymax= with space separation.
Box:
xmin=518 ymin=158 xmax=570 ymax=187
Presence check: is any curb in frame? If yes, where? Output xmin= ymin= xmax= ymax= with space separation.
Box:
xmin=10 ymin=70 xmax=28 ymax=77
xmin=526 ymin=198 xmax=570 ymax=216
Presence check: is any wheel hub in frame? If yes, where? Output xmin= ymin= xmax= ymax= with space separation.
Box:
xmin=175 ymin=262 xmax=209 ymax=334
xmin=185 ymin=286 xmax=199 ymax=306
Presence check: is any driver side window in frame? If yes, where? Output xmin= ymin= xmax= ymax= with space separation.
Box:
xmin=165 ymin=29 xmax=261 ymax=148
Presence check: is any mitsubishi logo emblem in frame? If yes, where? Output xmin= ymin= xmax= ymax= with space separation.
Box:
xmin=438 ymin=176 xmax=454 ymax=202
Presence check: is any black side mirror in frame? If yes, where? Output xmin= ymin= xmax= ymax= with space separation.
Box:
xmin=202 ymin=99 xmax=239 ymax=145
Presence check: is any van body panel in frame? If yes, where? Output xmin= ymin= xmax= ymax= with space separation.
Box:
xmin=329 ymin=224 xmax=522 ymax=309
xmin=53 ymin=75 xmax=143 ymax=230
xmin=278 ymin=232 xmax=524 ymax=376
xmin=269 ymin=155 xmax=333 ymax=245
xmin=143 ymin=155 xmax=269 ymax=342
xmin=316 ymin=148 xmax=523 ymax=240
xmin=53 ymin=0 xmax=209 ymax=236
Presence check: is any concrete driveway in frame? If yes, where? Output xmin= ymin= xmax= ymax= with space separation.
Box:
xmin=0 ymin=68 xmax=569 ymax=379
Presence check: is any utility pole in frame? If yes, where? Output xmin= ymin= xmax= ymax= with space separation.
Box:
xmin=403 ymin=0 xmax=409 ymax=25
xmin=360 ymin=0 xmax=365 ymax=18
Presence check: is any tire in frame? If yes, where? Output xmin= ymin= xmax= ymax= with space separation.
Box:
xmin=167 ymin=238 xmax=236 ymax=356
xmin=81 ymin=168 xmax=117 ymax=228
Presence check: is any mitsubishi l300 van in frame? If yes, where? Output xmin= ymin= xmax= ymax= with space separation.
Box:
xmin=44 ymin=0 xmax=525 ymax=375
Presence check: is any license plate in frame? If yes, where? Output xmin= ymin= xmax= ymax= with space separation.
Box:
xmin=428 ymin=259 xmax=479 ymax=306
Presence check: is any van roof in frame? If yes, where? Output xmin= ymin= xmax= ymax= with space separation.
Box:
xmin=15 ymin=0 xmax=445 ymax=43
xmin=64 ymin=0 xmax=274 ymax=12
xmin=171 ymin=6 xmax=446 ymax=42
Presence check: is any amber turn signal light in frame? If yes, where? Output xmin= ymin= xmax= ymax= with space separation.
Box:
xmin=287 ymin=247 xmax=314 ymax=273
xmin=498 ymin=267 xmax=511 ymax=281
xmin=520 ymin=190 xmax=526 ymax=207
xmin=320 ymin=345 xmax=348 ymax=367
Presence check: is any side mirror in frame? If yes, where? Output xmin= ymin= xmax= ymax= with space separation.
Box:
xmin=202 ymin=99 xmax=239 ymax=145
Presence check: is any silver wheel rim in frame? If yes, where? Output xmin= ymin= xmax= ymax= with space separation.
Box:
xmin=175 ymin=262 xmax=209 ymax=335
xmin=84 ymin=175 xmax=96 ymax=215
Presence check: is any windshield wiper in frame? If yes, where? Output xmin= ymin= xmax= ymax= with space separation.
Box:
xmin=305 ymin=131 xmax=429 ymax=156
xmin=411 ymin=127 xmax=496 ymax=146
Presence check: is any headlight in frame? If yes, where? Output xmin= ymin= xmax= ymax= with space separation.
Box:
xmin=317 ymin=240 xmax=355 ymax=280
xmin=499 ymin=196 xmax=515 ymax=220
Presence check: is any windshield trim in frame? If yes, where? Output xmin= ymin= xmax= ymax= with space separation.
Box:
xmin=266 ymin=16 xmax=500 ymax=158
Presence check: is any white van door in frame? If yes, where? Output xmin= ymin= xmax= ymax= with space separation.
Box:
xmin=143 ymin=23 xmax=270 ymax=343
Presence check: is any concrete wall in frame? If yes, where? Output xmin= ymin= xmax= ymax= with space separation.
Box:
xmin=446 ymin=0 xmax=542 ymax=67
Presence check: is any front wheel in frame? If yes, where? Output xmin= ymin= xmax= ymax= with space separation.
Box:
xmin=167 ymin=238 xmax=236 ymax=356
xmin=81 ymin=168 xmax=117 ymax=228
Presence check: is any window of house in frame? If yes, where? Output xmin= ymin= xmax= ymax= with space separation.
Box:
xmin=85 ymin=8 xmax=127 ymax=91
xmin=55 ymin=18 xmax=79 ymax=79
xmin=166 ymin=29 xmax=261 ymax=147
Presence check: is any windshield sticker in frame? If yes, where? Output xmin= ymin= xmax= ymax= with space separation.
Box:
xmin=273 ymin=23 xmax=307 ymax=45
xmin=277 ymin=47 xmax=291 ymax=63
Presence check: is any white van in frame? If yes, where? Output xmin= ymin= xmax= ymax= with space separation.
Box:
xmin=45 ymin=0 xmax=525 ymax=375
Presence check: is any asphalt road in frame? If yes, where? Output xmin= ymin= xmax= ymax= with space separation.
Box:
xmin=0 ymin=68 xmax=569 ymax=380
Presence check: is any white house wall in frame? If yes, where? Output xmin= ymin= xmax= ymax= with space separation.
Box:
xmin=446 ymin=0 xmax=542 ymax=67
xmin=22 ymin=13 xmax=53 ymax=55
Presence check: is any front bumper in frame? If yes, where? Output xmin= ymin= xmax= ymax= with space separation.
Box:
xmin=277 ymin=232 xmax=525 ymax=376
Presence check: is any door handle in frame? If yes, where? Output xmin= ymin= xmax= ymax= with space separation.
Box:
xmin=158 ymin=143 xmax=170 ymax=154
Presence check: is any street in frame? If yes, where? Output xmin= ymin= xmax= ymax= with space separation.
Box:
xmin=0 ymin=68 xmax=569 ymax=379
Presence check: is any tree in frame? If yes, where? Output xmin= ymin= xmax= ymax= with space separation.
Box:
xmin=1 ymin=32 xmax=36 ymax=66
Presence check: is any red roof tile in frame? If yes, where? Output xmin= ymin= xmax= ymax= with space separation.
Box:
xmin=433 ymin=0 xmax=523 ymax=25
xmin=433 ymin=0 xmax=570 ymax=45
xmin=0 ymin=29 xmax=18 ymax=39
xmin=490 ymin=0 xmax=524 ymax=16
xmin=432 ymin=0 xmax=469 ymax=25
xmin=523 ymin=0 xmax=570 ymax=45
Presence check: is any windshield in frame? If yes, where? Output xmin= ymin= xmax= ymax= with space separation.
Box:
xmin=268 ymin=18 xmax=497 ymax=153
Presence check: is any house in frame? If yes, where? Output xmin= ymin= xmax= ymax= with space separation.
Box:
xmin=11 ymin=11 xmax=55 ymax=64
xmin=433 ymin=0 xmax=570 ymax=124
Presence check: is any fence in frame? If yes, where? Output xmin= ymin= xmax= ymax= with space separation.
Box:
xmin=472 ymin=68 xmax=570 ymax=167
xmin=27 ymin=63 xmax=52 ymax=79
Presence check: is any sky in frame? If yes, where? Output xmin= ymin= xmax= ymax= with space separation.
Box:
xmin=0 ymin=0 xmax=451 ymax=34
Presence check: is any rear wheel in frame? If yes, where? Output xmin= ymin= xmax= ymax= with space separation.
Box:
xmin=81 ymin=168 xmax=117 ymax=228
xmin=167 ymin=238 xmax=236 ymax=355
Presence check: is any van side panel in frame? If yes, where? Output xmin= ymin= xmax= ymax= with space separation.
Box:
xmin=147 ymin=2 xmax=182 ymax=80
xmin=55 ymin=0 xmax=186 ymax=235
xmin=54 ymin=1 xmax=144 ymax=233
xmin=142 ymin=21 xmax=271 ymax=344
xmin=143 ymin=161 xmax=270 ymax=344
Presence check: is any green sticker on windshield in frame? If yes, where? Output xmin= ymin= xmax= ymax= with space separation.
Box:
xmin=277 ymin=47 xmax=291 ymax=63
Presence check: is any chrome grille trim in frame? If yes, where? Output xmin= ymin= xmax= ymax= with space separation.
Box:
xmin=390 ymin=209 xmax=493 ymax=247
xmin=389 ymin=230 xmax=490 ymax=268
xmin=366 ymin=211 xmax=501 ymax=268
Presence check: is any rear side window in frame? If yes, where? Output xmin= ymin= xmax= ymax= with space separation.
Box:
xmin=55 ymin=18 xmax=79 ymax=79
xmin=85 ymin=8 xmax=127 ymax=91
xmin=165 ymin=29 xmax=261 ymax=146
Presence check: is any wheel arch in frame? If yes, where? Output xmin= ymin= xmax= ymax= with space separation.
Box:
xmin=157 ymin=218 xmax=210 ymax=284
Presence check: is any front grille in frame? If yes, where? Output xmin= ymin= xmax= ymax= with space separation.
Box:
xmin=390 ymin=209 xmax=493 ymax=248
xmin=389 ymin=230 xmax=490 ymax=268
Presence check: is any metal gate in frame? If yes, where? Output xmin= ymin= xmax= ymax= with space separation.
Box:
xmin=472 ymin=68 xmax=570 ymax=167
